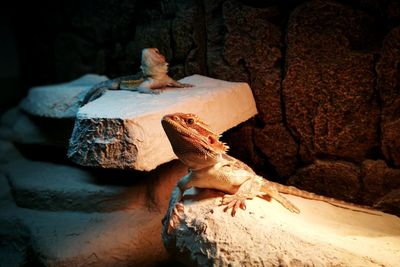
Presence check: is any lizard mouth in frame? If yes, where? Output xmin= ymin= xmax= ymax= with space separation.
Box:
xmin=162 ymin=116 xmax=204 ymax=140
xmin=162 ymin=115 xmax=228 ymax=154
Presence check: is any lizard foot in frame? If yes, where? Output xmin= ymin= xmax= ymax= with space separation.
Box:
xmin=167 ymin=202 xmax=185 ymax=235
xmin=221 ymin=194 xmax=247 ymax=216
xmin=180 ymin=83 xmax=194 ymax=88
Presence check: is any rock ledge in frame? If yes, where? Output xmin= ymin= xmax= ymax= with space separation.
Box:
xmin=162 ymin=189 xmax=400 ymax=267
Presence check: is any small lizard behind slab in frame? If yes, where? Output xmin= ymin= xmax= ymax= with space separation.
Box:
xmin=81 ymin=48 xmax=193 ymax=105
xmin=161 ymin=113 xmax=381 ymax=234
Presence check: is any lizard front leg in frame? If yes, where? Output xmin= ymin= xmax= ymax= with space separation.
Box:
xmin=165 ymin=76 xmax=193 ymax=88
xmin=221 ymin=176 xmax=300 ymax=215
xmin=164 ymin=172 xmax=195 ymax=234
xmin=221 ymin=177 xmax=261 ymax=216
xmin=163 ymin=186 xmax=184 ymax=234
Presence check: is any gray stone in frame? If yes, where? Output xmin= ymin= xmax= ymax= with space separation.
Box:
xmin=23 ymin=209 xmax=170 ymax=267
xmin=4 ymin=159 xmax=135 ymax=212
xmin=0 ymin=207 xmax=30 ymax=267
xmin=68 ymin=75 xmax=257 ymax=171
xmin=163 ymin=189 xmax=400 ymax=267
xmin=0 ymin=140 xmax=22 ymax=165
xmin=0 ymin=173 xmax=14 ymax=205
xmin=0 ymin=175 xmax=29 ymax=267
xmin=0 ymin=107 xmax=72 ymax=147
xmin=20 ymin=74 xmax=108 ymax=119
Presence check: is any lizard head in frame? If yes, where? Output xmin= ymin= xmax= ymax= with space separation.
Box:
xmin=141 ymin=48 xmax=168 ymax=77
xmin=162 ymin=113 xmax=229 ymax=169
xmin=141 ymin=48 xmax=166 ymax=66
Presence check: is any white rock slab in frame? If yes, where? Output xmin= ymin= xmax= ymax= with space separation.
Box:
xmin=68 ymin=74 xmax=258 ymax=171
xmin=162 ymin=189 xmax=400 ymax=267
xmin=0 ymin=160 xmax=187 ymax=267
xmin=20 ymin=74 xmax=108 ymax=118
xmin=23 ymin=208 xmax=171 ymax=267
xmin=4 ymin=159 xmax=137 ymax=212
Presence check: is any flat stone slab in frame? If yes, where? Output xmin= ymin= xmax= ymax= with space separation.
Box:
xmin=21 ymin=208 xmax=171 ymax=267
xmin=4 ymin=159 xmax=136 ymax=212
xmin=68 ymin=74 xmax=258 ymax=171
xmin=0 ymin=107 xmax=73 ymax=147
xmin=0 ymin=159 xmax=188 ymax=266
xmin=0 ymin=174 xmax=29 ymax=267
xmin=0 ymin=173 xmax=13 ymax=205
xmin=0 ymin=206 xmax=30 ymax=267
xmin=20 ymin=74 xmax=108 ymax=118
xmin=162 ymin=189 xmax=400 ymax=267
xmin=0 ymin=140 xmax=22 ymax=165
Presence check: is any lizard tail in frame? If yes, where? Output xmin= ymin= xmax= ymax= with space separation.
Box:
xmin=258 ymin=179 xmax=300 ymax=213
xmin=267 ymin=181 xmax=382 ymax=216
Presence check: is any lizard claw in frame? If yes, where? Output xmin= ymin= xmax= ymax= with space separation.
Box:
xmin=167 ymin=202 xmax=185 ymax=235
xmin=221 ymin=194 xmax=247 ymax=216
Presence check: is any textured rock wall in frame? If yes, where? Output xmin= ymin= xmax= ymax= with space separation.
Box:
xmin=11 ymin=0 xmax=400 ymax=212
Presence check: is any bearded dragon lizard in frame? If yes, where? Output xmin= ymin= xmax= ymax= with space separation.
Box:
xmin=81 ymin=48 xmax=193 ymax=105
xmin=161 ymin=113 xmax=380 ymax=234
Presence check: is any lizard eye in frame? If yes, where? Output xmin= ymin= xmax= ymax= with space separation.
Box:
xmin=154 ymin=49 xmax=160 ymax=54
xmin=208 ymin=136 xmax=216 ymax=144
xmin=187 ymin=118 xmax=194 ymax=125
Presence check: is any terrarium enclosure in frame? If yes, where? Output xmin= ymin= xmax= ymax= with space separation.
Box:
xmin=1 ymin=0 xmax=400 ymax=266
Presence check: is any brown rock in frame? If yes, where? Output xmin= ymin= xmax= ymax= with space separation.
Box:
xmin=222 ymin=120 xmax=259 ymax=168
xmin=254 ymin=123 xmax=298 ymax=177
xmin=377 ymin=27 xmax=400 ymax=167
xmin=361 ymin=159 xmax=400 ymax=206
xmin=171 ymin=0 xmax=199 ymax=62
xmin=204 ymin=0 xmax=229 ymax=80
xmin=203 ymin=1 xmax=283 ymax=123
xmin=387 ymin=0 xmax=400 ymax=21
xmin=374 ymin=189 xmax=400 ymax=215
xmin=289 ymin=160 xmax=361 ymax=202
xmin=283 ymin=0 xmax=379 ymax=163
xmin=223 ymin=1 xmax=283 ymax=124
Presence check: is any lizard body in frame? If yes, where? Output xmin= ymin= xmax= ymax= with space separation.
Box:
xmin=81 ymin=48 xmax=192 ymax=105
xmin=161 ymin=113 xmax=380 ymax=234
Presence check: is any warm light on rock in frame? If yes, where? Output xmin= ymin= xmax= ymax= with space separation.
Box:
xmin=163 ymin=188 xmax=400 ymax=267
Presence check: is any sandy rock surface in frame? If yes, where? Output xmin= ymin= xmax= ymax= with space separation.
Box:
xmin=163 ymin=188 xmax=400 ymax=267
